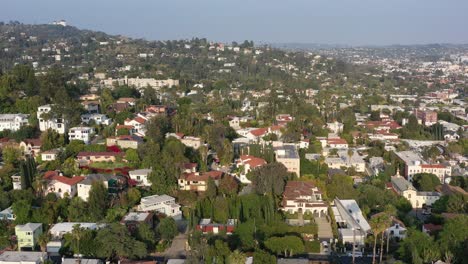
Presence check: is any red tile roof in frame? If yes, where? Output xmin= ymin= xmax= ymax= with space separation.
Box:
xmin=328 ymin=138 xmax=348 ymax=145
xmin=283 ymin=181 xmax=322 ymax=200
xmin=239 ymin=155 xmax=267 ymax=168
xmin=51 ymin=175 xmax=84 ymax=186
xmin=250 ymin=128 xmax=268 ymax=137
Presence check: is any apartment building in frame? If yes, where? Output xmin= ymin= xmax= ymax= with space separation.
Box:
xmin=274 ymin=144 xmax=300 ymax=177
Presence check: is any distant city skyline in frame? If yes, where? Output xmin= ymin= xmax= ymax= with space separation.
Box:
xmin=1 ymin=0 xmax=468 ymax=46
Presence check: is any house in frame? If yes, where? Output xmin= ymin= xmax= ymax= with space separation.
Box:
xmin=41 ymin=149 xmax=59 ymax=161
xmin=0 ymin=251 xmax=48 ymax=264
xmin=196 ymin=219 xmax=237 ymax=235
xmin=422 ymin=223 xmax=443 ymax=235
xmin=106 ymin=135 xmax=143 ymax=149
xmin=0 ymin=114 xmax=29 ymax=132
xmin=124 ymin=117 xmax=147 ymax=136
xmin=44 ymin=173 xmax=84 ymax=198
xmin=0 ymin=207 xmax=16 ymax=221
xmin=395 ymin=151 xmax=451 ymax=182
xmin=332 ymin=198 xmax=371 ymax=248
xmin=180 ymin=136 xmax=203 ymax=149
xmin=137 ymin=194 xmax=182 ymax=219
xmin=178 ymin=171 xmax=223 ymax=192
xmin=11 ymin=175 xmax=22 ymax=190
xmin=390 ymin=171 xmax=440 ymax=208
xmin=327 ymin=138 xmax=349 ymax=149
xmin=68 ymin=127 xmax=95 ymax=145
xmin=37 ymin=105 xmax=67 ymax=134
xmin=15 ymin=223 xmax=43 ymax=251
xmin=327 ymin=121 xmax=344 ymax=134
xmin=81 ymin=101 xmax=100 ymax=114
xmin=81 ymin=114 xmax=112 ymax=125
xmin=121 ymin=212 xmax=154 ymax=233
xmin=49 ymin=222 xmax=102 ymax=239
xmin=325 ymin=150 xmax=366 ymax=173
xmin=77 ymin=174 xmax=124 ymax=201
xmin=274 ymin=144 xmax=300 ymax=177
xmin=385 ymin=217 xmax=407 ymax=240
xmin=235 ymin=155 xmax=267 ymax=184
xmin=19 ymin=139 xmax=42 ymax=157
xmin=128 ymin=169 xmax=152 ymax=187
xmin=281 ymin=181 xmax=328 ymax=217
xmin=116 ymin=98 xmax=136 ymax=106
xmin=76 ymin=152 xmax=123 ymax=166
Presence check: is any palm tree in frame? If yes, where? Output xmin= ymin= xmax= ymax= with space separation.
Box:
xmin=37 ymin=232 xmax=51 ymax=252
xmin=370 ymin=214 xmax=387 ymax=264
xmin=379 ymin=214 xmax=391 ymax=263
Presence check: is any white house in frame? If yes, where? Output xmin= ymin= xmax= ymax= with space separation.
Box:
xmin=281 ymin=181 xmax=328 ymax=217
xmin=0 ymin=207 xmax=16 ymax=221
xmin=235 ymin=155 xmax=267 ymax=184
xmin=11 ymin=175 xmax=22 ymax=190
xmin=385 ymin=217 xmax=407 ymax=241
xmin=77 ymin=174 xmax=113 ymax=201
xmin=332 ymin=198 xmax=371 ymax=248
xmin=327 ymin=121 xmax=344 ymax=134
xmin=325 ymin=150 xmax=366 ymax=173
xmin=68 ymin=127 xmax=95 ymax=145
xmin=37 ymin=105 xmax=67 ymax=134
xmin=0 ymin=114 xmax=29 ymax=132
xmin=128 ymin=169 xmax=152 ymax=187
xmin=390 ymin=171 xmax=441 ymax=208
xmin=137 ymin=194 xmax=182 ymax=220
xmin=81 ymin=114 xmax=112 ymax=125
xmin=0 ymin=251 xmax=48 ymax=264
xmin=41 ymin=149 xmax=59 ymax=161
xmin=44 ymin=175 xmax=84 ymax=198
xmin=49 ymin=222 xmax=102 ymax=239
xmin=124 ymin=117 xmax=147 ymax=136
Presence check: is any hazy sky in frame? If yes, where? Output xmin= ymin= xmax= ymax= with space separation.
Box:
xmin=2 ymin=0 xmax=468 ymax=45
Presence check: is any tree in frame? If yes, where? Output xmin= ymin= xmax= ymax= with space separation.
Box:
xmin=87 ymin=181 xmax=108 ymax=221
xmin=206 ymin=178 xmax=218 ymax=199
xmin=264 ymin=236 xmax=304 ymax=257
xmin=146 ymin=116 xmax=171 ymax=145
xmin=412 ymin=173 xmax=440 ymax=191
xmin=227 ymin=250 xmax=247 ymax=264
xmin=148 ymin=168 xmax=177 ymax=195
xmin=253 ymin=250 xmax=276 ymax=264
xmin=248 ymin=162 xmax=291 ymax=196
xmin=125 ymin=149 xmax=140 ymax=166
xmin=37 ymin=232 xmax=51 ymax=252
xmin=2 ymin=145 xmax=21 ymax=166
xmin=218 ymin=175 xmax=239 ymax=196
xmin=438 ymin=215 xmax=468 ymax=263
xmin=326 ymin=174 xmax=358 ymax=200
xmin=67 ymin=197 xmax=89 ymax=222
xmin=40 ymin=129 xmax=63 ymax=151
xmin=136 ymin=223 xmax=157 ymax=251
xmin=158 ymin=217 xmax=178 ymax=241
xmin=12 ymin=199 xmax=32 ymax=224
xmin=218 ymin=139 xmax=234 ymax=165
xmin=95 ymin=223 xmax=147 ymax=260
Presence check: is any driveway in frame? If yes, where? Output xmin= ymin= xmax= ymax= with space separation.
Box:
xmin=163 ymin=233 xmax=188 ymax=260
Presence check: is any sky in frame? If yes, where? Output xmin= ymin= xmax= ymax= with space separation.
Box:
xmin=1 ymin=0 xmax=468 ymax=46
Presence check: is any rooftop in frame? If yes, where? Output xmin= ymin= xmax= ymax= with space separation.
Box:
xmin=274 ymin=144 xmax=299 ymax=159
xmin=0 ymin=251 xmax=47 ymax=262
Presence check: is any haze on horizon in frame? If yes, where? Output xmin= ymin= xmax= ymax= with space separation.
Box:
xmin=1 ymin=0 xmax=468 ymax=46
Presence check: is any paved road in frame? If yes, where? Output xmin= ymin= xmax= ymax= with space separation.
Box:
xmin=164 ymin=233 xmax=188 ymax=260
xmin=163 ymin=220 xmax=188 ymax=260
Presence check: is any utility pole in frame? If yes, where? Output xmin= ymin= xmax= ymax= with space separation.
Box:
xmin=352 ymin=228 xmax=356 ymax=264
